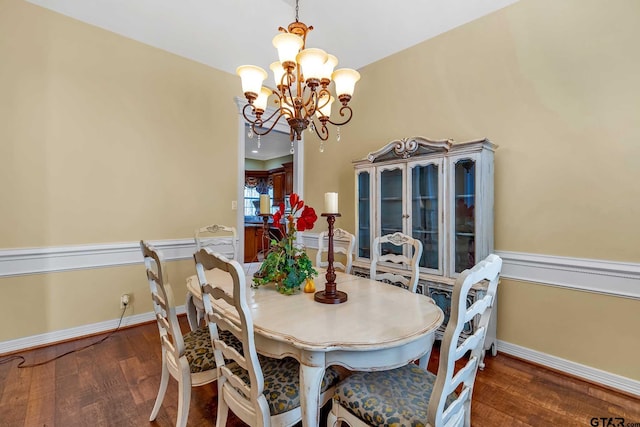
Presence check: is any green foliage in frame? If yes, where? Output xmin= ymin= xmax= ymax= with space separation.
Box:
xmin=253 ymin=237 xmax=317 ymax=295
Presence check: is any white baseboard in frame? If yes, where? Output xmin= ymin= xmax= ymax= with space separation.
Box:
xmin=0 ymin=306 xmax=185 ymax=355
xmin=497 ymin=340 xmax=640 ymax=397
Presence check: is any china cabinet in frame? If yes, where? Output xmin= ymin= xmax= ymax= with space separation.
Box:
xmin=352 ymin=136 xmax=498 ymax=355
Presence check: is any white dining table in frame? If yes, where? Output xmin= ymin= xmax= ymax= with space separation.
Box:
xmin=186 ymin=264 xmax=444 ymax=427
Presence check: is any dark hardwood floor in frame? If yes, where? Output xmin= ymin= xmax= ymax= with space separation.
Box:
xmin=1 ymin=318 xmax=639 ymax=427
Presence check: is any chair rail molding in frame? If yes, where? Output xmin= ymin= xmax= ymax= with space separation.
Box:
xmin=494 ymin=250 xmax=640 ymax=300
xmin=302 ymin=233 xmax=639 ymax=300
xmin=0 ymin=239 xmax=200 ymax=278
xmin=1 ymin=239 xmax=638 ymax=300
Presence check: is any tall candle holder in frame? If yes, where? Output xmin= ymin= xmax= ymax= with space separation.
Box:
xmin=314 ymin=213 xmax=348 ymax=304
xmin=258 ymin=213 xmax=272 ymax=257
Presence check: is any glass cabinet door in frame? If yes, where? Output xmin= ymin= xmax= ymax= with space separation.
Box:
xmin=409 ymin=161 xmax=441 ymax=272
xmin=356 ymin=170 xmax=371 ymax=259
xmin=378 ymin=166 xmax=405 ymax=256
xmin=453 ymin=159 xmax=476 ymax=273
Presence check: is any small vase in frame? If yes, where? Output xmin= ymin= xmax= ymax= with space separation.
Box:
xmin=304 ymin=278 xmax=315 ymax=293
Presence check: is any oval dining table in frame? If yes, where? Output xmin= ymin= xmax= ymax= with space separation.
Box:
xmin=186 ymin=264 xmax=444 ymax=427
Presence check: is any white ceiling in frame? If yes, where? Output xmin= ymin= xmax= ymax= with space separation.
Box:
xmin=26 ymin=0 xmax=519 ymax=159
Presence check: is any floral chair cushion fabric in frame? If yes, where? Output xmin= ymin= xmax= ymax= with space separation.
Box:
xmin=333 ymin=364 xmax=456 ymax=427
xmin=231 ymin=356 xmax=341 ymax=415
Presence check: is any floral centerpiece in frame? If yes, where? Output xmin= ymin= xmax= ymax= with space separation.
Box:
xmin=253 ymin=193 xmax=318 ymax=294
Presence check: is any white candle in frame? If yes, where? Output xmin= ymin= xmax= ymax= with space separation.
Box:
xmin=259 ymin=194 xmax=270 ymax=214
xmin=324 ymin=192 xmax=339 ymax=213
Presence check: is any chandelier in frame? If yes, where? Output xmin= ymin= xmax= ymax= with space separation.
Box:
xmin=237 ymin=0 xmax=360 ymax=150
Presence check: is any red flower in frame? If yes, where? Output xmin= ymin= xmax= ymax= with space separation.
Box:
xmin=272 ymin=210 xmax=282 ymax=227
xmin=296 ymin=206 xmax=317 ymax=231
xmin=289 ymin=193 xmax=299 ymax=209
xmin=272 ymin=203 xmax=285 ymax=226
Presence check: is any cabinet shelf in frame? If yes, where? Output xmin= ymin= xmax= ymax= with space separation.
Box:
xmin=455 ymin=232 xmax=475 ymax=237
xmin=455 ymin=194 xmax=475 ymax=199
xmin=413 ymin=230 xmax=438 ymax=234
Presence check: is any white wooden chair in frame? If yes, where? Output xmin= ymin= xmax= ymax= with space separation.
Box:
xmin=140 ymin=240 xmax=219 ymax=427
xmin=186 ymin=224 xmax=238 ymax=330
xmin=328 ymin=254 xmax=502 ymax=427
xmin=370 ymin=232 xmax=423 ymax=293
xmin=193 ymin=248 xmax=341 ymax=427
xmin=316 ymin=228 xmax=356 ymax=274
xmin=195 ymin=224 xmax=238 ymax=258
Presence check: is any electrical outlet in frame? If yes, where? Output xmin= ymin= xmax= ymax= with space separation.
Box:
xmin=231 ymin=200 xmax=237 ymax=210
xmin=120 ymin=294 xmax=130 ymax=309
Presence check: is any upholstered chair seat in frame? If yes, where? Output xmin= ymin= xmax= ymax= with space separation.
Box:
xmin=333 ymin=364 xmax=456 ymax=426
xmin=230 ymin=356 xmax=341 ymax=415
xmin=184 ymin=327 xmax=242 ymax=373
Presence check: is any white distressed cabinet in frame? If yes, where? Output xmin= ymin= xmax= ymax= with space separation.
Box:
xmin=352 ymin=136 xmax=498 ymax=355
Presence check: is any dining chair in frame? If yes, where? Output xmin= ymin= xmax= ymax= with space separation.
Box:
xmin=370 ymin=232 xmax=423 ymax=293
xmin=316 ymin=228 xmax=356 ymax=274
xmin=187 ymin=224 xmax=238 ymax=330
xmin=140 ymin=240 xmax=219 ymax=427
xmin=328 ymin=254 xmax=502 ymax=427
xmin=193 ymin=248 xmax=342 ymax=427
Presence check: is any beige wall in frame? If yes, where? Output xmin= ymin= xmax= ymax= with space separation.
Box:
xmin=0 ymin=0 xmax=238 ymax=339
xmin=305 ymin=0 xmax=640 ymax=380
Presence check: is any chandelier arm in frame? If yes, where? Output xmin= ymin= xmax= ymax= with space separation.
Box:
xmin=244 ymin=100 xmax=288 ymax=127
xmin=282 ymin=83 xmax=297 ymax=112
xmin=241 ymin=104 xmax=264 ymax=126
xmin=326 ymin=105 xmax=354 ymax=126
xmin=310 ymin=117 xmax=329 ymax=141
xmin=300 ymin=87 xmax=318 ymax=118
xmin=250 ymin=113 xmax=288 ymax=137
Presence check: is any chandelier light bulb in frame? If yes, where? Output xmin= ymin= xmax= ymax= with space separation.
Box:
xmin=316 ymin=95 xmax=334 ymax=118
xmin=296 ymin=48 xmax=328 ymax=84
xmin=272 ymin=33 xmax=304 ymax=68
xmin=270 ymin=61 xmax=287 ymax=89
xmin=254 ymin=87 xmax=273 ymax=112
xmin=320 ymin=54 xmax=338 ymax=84
xmin=332 ymin=68 xmax=361 ymax=103
xmin=236 ymin=65 xmax=268 ymax=101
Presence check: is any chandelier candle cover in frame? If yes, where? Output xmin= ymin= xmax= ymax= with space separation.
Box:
xmin=236 ymin=0 xmax=361 ymax=147
xmin=324 ymin=192 xmax=338 ymax=213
